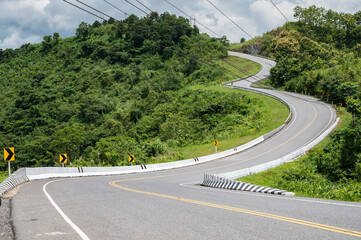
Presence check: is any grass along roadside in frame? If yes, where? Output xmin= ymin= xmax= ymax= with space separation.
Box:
xmin=178 ymin=86 xmax=289 ymax=160
xmin=0 ymin=171 xmax=8 ymax=184
xmin=146 ymin=55 xmax=289 ymax=163
xmin=217 ymin=55 xmax=261 ymax=81
xmin=237 ymin=109 xmax=361 ymax=202
xmin=177 ymin=55 xmax=288 ymax=159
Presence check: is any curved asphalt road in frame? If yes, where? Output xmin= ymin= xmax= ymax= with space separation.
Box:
xmin=11 ymin=52 xmax=361 ymax=240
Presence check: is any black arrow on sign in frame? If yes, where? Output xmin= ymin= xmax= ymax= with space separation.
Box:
xmin=60 ymin=154 xmax=67 ymax=163
xmin=5 ymin=148 xmax=14 ymax=161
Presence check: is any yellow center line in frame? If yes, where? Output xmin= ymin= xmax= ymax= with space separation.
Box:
xmin=114 ymin=99 xmax=318 ymax=183
xmin=109 ymin=181 xmax=361 ymax=238
xmin=109 ymin=100 xmax=358 ymax=237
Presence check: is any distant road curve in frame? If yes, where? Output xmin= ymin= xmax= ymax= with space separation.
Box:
xmin=11 ymin=52 xmax=361 ymax=240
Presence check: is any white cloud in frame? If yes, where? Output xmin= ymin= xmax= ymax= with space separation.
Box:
xmin=0 ymin=28 xmax=42 ymax=49
xmin=0 ymin=0 xmax=360 ymax=49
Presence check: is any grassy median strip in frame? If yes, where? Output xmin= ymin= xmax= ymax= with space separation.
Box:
xmin=238 ymin=109 xmax=361 ymax=202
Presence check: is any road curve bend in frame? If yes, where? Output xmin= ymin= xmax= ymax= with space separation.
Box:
xmin=11 ymin=53 xmax=361 ymax=240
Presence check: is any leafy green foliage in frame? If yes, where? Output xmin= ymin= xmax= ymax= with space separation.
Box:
xmin=0 ymin=13 xmax=269 ymax=170
xmin=231 ymin=6 xmax=360 ymax=103
xmin=233 ymin=6 xmax=361 ymax=201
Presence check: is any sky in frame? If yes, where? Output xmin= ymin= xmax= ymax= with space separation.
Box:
xmin=0 ymin=0 xmax=360 ymax=49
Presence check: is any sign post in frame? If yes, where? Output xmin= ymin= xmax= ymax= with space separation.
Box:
xmin=4 ymin=147 xmax=15 ymax=176
xmin=129 ymin=155 xmax=135 ymax=166
xmin=326 ymin=93 xmax=330 ymax=102
xmin=213 ymin=140 xmax=219 ymax=153
xmin=60 ymin=154 xmax=67 ymax=167
xmin=304 ymin=87 xmax=307 ymax=95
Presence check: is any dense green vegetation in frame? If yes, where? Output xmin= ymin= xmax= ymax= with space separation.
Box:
xmin=233 ymin=6 xmax=361 ymax=201
xmin=0 ymin=12 xmax=286 ymax=171
xmin=232 ymin=6 xmax=361 ymax=103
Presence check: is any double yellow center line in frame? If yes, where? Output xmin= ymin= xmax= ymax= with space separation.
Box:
xmin=110 ymin=180 xmax=361 ymax=238
xmin=108 ymin=100 xmax=360 ymax=237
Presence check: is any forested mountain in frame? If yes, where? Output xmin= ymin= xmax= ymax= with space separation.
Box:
xmin=0 ymin=12 xmax=270 ymax=169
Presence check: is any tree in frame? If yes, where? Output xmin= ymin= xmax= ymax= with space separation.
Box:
xmin=240 ymin=37 xmax=245 ymax=43
xmin=53 ymin=32 xmax=60 ymax=44
xmin=76 ymin=22 xmax=90 ymax=40
xmin=50 ymin=124 xmax=86 ymax=165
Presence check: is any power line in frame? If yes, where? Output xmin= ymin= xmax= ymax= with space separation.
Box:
xmin=62 ymin=0 xmax=105 ymax=20
xmin=123 ymin=0 xmax=148 ymax=15
xmin=103 ymin=0 xmax=128 ymax=18
xmin=75 ymin=0 xmax=116 ymax=20
xmin=153 ymin=1 xmax=258 ymax=81
xmin=269 ymin=0 xmax=289 ymax=22
xmin=205 ymin=0 xmax=253 ymax=39
xmin=134 ymin=0 xmax=153 ymax=13
xmin=161 ymin=1 xmax=259 ymax=80
xmin=164 ymin=0 xmax=222 ymax=38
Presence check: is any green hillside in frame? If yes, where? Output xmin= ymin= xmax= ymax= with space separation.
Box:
xmin=232 ymin=6 xmax=361 ymax=201
xmin=0 ymin=12 xmax=288 ymax=171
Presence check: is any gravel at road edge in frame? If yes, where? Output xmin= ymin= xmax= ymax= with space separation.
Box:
xmin=0 ymin=197 xmax=15 ymax=240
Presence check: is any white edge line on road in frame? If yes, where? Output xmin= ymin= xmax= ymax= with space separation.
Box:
xmin=43 ymin=180 xmax=90 ymax=240
xmin=180 ymin=182 xmax=361 ymax=209
xmin=301 ymin=101 xmax=335 ymax=148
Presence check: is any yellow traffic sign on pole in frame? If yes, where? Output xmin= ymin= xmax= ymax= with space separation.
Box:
xmin=4 ymin=147 xmax=15 ymax=162
xmin=129 ymin=155 xmax=135 ymax=163
xmin=213 ymin=140 xmax=219 ymax=153
xmin=60 ymin=154 xmax=67 ymax=164
xmin=4 ymin=147 xmax=14 ymax=176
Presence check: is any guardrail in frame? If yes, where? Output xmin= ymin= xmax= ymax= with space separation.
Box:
xmin=0 ymin=54 xmax=294 ymax=198
xmin=214 ymin=117 xmax=339 ymax=180
xmin=0 ymin=169 xmax=29 ymax=197
xmin=0 ymin=135 xmax=267 ymax=197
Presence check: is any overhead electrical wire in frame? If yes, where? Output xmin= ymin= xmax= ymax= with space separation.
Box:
xmin=123 ymin=0 xmax=148 ymax=15
xmin=62 ymin=0 xmax=105 ymax=20
xmin=164 ymin=0 xmax=222 ymax=38
xmin=205 ymin=0 xmax=253 ymax=39
xmin=158 ymin=1 xmax=261 ymax=81
xmin=133 ymin=2 xmax=259 ymax=82
xmin=269 ymin=0 xmax=289 ymax=22
xmin=75 ymin=0 xmax=116 ymax=20
xmin=134 ymin=0 xmax=153 ymax=13
xmin=64 ymin=0 xmax=260 ymax=82
xmin=103 ymin=0 xmax=129 ymax=18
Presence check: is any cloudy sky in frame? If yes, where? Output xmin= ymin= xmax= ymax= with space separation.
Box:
xmin=0 ymin=0 xmax=360 ymax=49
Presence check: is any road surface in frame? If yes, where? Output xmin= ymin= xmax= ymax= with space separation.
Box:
xmin=11 ymin=52 xmax=361 ymax=240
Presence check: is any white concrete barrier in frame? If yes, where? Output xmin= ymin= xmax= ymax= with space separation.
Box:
xmin=215 ymin=118 xmax=340 ymax=180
